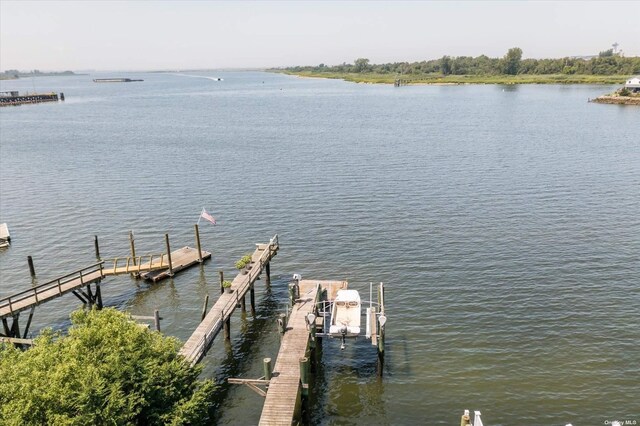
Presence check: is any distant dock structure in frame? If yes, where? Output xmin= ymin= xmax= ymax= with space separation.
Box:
xmin=0 ymin=91 xmax=64 ymax=107
xmin=93 ymin=78 xmax=144 ymax=83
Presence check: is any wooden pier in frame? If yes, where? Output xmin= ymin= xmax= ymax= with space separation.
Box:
xmin=0 ymin=235 xmax=211 ymax=340
xmin=179 ymin=235 xmax=279 ymax=365
xmin=257 ymin=280 xmax=342 ymax=425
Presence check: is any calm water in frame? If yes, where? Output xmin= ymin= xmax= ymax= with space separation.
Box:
xmin=0 ymin=72 xmax=638 ymax=425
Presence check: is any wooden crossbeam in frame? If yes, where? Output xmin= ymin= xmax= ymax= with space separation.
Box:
xmin=228 ymin=377 xmax=270 ymax=397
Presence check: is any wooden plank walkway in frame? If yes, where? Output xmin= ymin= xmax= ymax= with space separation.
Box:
xmin=0 ymin=264 xmax=104 ymax=320
xmin=179 ymin=236 xmax=279 ymax=366
xmin=257 ymin=280 xmax=346 ymax=425
xmin=139 ymin=247 xmax=211 ymax=282
xmin=0 ymin=246 xmax=211 ymax=321
xmin=259 ymin=283 xmax=322 ymax=426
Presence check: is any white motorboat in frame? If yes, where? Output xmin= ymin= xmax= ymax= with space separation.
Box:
xmin=329 ymin=289 xmax=361 ymax=348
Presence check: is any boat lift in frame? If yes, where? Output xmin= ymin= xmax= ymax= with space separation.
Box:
xmin=289 ymin=275 xmax=387 ymax=356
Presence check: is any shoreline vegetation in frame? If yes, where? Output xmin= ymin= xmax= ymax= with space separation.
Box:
xmin=0 ymin=70 xmax=79 ymax=80
xmin=270 ymin=47 xmax=639 ymax=86
xmin=273 ymin=70 xmax=629 ymax=85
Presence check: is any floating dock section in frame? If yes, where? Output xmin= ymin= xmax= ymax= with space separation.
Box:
xmin=93 ymin=78 xmax=143 ymax=83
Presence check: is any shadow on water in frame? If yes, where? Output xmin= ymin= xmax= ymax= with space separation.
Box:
xmin=208 ymin=278 xmax=288 ymax=424
xmin=309 ymin=336 xmax=388 ymax=425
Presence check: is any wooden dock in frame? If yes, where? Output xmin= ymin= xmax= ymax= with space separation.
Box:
xmin=258 ymin=280 xmax=346 ymax=426
xmin=0 ymin=247 xmax=211 ymax=320
xmin=0 ymin=263 xmax=105 ymax=321
xmin=179 ymin=236 xmax=279 ymax=366
xmin=139 ymin=247 xmax=211 ymax=282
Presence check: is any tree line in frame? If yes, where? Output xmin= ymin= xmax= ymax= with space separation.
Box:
xmin=284 ymin=48 xmax=640 ymax=76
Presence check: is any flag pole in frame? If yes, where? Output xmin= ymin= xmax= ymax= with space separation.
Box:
xmin=197 ymin=207 xmax=204 ymax=226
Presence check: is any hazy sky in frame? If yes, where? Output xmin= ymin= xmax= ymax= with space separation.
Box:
xmin=1 ymin=0 xmax=639 ymax=71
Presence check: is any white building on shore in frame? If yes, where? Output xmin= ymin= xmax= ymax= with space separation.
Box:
xmin=625 ymin=76 xmax=640 ymax=92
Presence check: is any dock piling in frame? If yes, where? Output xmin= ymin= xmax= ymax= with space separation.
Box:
xmin=219 ymin=270 xmax=224 ymax=295
xmin=263 ymin=358 xmax=272 ymax=381
xmin=164 ymin=234 xmax=174 ymax=277
xmin=27 ymin=256 xmax=36 ymax=278
xmin=201 ymin=295 xmax=209 ymax=321
xmin=154 ymin=309 xmax=161 ymax=332
xmin=299 ymin=357 xmax=310 ymax=396
xmin=129 ymin=231 xmax=137 ymax=267
xmin=277 ymin=313 xmax=287 ymax=334
xmin=265 ymin=262 xmax=271 ymax=287
xmin=94 ymin=235 xmax=100 ymax=259
xmin=250 ymin=283 xmax=256 ymax=316
xmin=223 ymin=317 xmax=231 ymax=340
xmin=194 ymin=224 xmax=203 ymax=263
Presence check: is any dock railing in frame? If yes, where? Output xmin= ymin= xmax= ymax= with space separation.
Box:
xmin=0 ymin=262 xmax=105 ymax=317
xmin=102 ymin=254 xmax=168 ymax=276
xmin=182 ymin=235 xmax=279 ymax=364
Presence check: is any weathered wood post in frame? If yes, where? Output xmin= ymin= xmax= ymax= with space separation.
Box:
xmin=249 ymin=283 xmax=256 ymax=316
xmin=299 ymin=356 xmax=309 ymax=396
xmin=23 ymin=306 xmax=35 ymax=338
xmin=154 ymin=309 xmax=161 ymax=332
xmin=164 ymin=234 xmax=173 ymax=277
xmin=194 ymin=224 xmax=203 ymax=263
xmin=201 ymin=294 xmax=209 ymax=321
xmin=129 ymin=231 xmax=137 ymax=266
xmin=277 ymin=313 xmax=287 ymax=334
xmin=95 ymin=282 xmax=103 ymax=309
xmin=223 ymin=317 xmax=231 ymax=340
xmin=263 ymin=357 xmax=272 ymax=381
xmin=27 ymin=256 xmax=36 ymax=278
xmin=240 ymin=294 xmax=246 ymax=312
xmin=94 ymin=235 xmax=101 ymax=259
xmin=265 ymin=262 xmax=271 ymax=287
xmin=218 ymin=270 xmax=224 ymax=295
xmin=309 ymin=313 xmax=317 ymax=349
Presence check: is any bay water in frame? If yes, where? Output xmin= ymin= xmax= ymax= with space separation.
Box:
xmin=1 ymin=71 xmax=638 ymax=425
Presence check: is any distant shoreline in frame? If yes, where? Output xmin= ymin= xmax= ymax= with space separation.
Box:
xmin=0 ymin=71 xmax=85 ymax=80
xmin=271 ymin=70 xmax=627 ymax=85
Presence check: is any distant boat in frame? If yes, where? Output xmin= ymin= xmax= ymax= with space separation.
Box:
xmin=93 ymin=78 xmax=144 ymax=83
xmin=0 ymin=223 xmax=10 ymax=248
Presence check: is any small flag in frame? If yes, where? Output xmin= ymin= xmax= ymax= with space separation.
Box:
xmin=200 ymin=208 xmax=216 ymax=225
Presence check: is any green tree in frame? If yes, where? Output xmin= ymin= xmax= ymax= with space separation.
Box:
xmin=599 ymin=49 xmax=614 ymax=57
xmin=440 ymin=56 xmax=452 ymax=75
xmin=354 ymin=58 xmax=371 ymax=73
xmin=0 ymin=308 xmax=215 ymax=425
xmin=502 ymin=47 xmax=523 ymax=75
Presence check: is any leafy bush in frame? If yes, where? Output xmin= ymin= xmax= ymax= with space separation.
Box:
xmin=0 ymin=308 xmax=215 ymax=425
xmin=619 ymin=87 xmax=631 ymax=96
xmin=235 ymin=254 xmax=253 ymax=270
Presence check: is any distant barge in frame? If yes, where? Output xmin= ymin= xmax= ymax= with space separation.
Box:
xmin=0 ymin=91 xmax=64 ymax=107
xmin=93 ymin=78 xmax=144 ymax=83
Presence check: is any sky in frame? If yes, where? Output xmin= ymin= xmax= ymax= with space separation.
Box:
xmin=1 ymin=0 xmax=639 ymax=72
